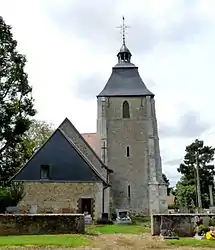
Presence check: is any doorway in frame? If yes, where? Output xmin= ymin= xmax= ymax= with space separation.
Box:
xmin=78 ymin=198 xmax=94 ymax=217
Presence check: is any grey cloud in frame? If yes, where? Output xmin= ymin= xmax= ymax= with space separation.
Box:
xmin=73 ymin=74 xmax=106 ymax=99
xmin=40 ymin=0 xmax=120 ymax=53
xmin=40 ymin=0 xmax=214 ymax=54
xmin=142 ymin=78 xmax=156 ymax=88
xmin=159 ymin=109 xmax=210 ymax=138
xmin=163 ymin=158 xmax=182 ymax=166
xmin=129 ymin=2 xmax=213 ymax=54
xmin=162 ymin=165 xmax=181 ymax=186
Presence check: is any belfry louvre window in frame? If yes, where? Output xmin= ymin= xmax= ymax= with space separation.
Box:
xmin=40 ymin=165 xmax=50 ymax=179
xmin=122 ymin=101 xmax=130 ymax=118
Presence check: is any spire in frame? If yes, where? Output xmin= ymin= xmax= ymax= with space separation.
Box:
xmin=117 ymin=16 xmax=132 ymax=64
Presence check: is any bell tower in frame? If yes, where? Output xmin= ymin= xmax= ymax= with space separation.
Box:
xmin=97 ymin=17 xmax=167 ymax=215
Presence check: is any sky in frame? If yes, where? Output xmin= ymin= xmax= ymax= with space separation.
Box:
xmin=1 ymin=0 xmax=215 ymax=186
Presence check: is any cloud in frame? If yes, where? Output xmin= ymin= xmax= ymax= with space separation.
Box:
xmin=164 ymin=158 xmax=182 ymax=166
xmin=162 ymin=158 xmax=183 ymax=186
xmin=159 ymin=109 xmax=210 ymax=138
xmin=39 ymin=0 xmax=119 ymax=53
xmin=40 ymin=0 xmax=214 ymax=56
xmin=73 ymin=74 xmax=105 ymax=100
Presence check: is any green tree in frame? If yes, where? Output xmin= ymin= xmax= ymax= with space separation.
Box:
xmin=162 ymin=173 xmax=173 ymax=196
xmin=175 ymin=139 xmax=215 ymax=209
xmin=1 ymin=120 xmax=54 ymax=181
xmin=0 ymin=16 xmax=36 ymax=181
xmin=174 ymin=182 xmax=196 ymax=210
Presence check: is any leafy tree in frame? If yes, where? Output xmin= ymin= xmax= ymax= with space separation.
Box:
xmin=0 ymin=16 xmax=36 ymax=181
xmin=175 ymin=139 xmax=215 ymax=209
xmin=162 ymin=173 xmax=173 ymax=196
xmin=174 ymin=182 xmax=196 ymax=211
xmin=1 ymin=120 xmax=54 ymax=182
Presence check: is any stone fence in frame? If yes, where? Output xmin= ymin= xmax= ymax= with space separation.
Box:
xmin=151 ymin=213 xmax=215 ymax=237
xmin=0 ymin=214 xmax=85 ymax=235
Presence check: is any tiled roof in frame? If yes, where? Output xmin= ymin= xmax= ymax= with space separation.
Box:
xmin=167 ymin=195 xmax=175 ymax=205
xmin=81 ymin=133 xmax=100 ymax=157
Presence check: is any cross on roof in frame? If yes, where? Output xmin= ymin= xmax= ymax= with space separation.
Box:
xmin=117 ymin=16 xmax=130 ymax=45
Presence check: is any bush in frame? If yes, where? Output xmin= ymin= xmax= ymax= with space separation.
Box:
xmin=131 ymin=215 xmax=151 ymax=226
xmin=0 ymin=182 xmax=24 ymax=213
xmin=111 ymin=212 xmax=117 ymax=221
xmin=168 ymin=204 xmax=175 ymax=209
xmin=209 ymin=216 xmax=215 ymax=227
xmin=193 ymin=224 xmax=207 ymax=236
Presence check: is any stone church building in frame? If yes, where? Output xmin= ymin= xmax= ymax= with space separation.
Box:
xmin=12 ymin=34 xmax=167 ymax=218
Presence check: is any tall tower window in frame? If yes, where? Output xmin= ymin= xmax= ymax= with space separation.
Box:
xmin=122 ymin=101 xmax=130 ymax=118
xmin=128 ymin=185 xmax=131 ymax=199
xmin=126 ymin=146 xmax=130 ymax=157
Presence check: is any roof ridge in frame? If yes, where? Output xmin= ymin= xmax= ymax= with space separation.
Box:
xmin=58 ymin=129 xmax=108 ymax=185
xmin=59 ymin=118 xmax=112 ymax=173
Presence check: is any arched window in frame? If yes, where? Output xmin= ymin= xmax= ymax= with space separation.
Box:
xmin=122 ymin=101 xmax=130 ymax=118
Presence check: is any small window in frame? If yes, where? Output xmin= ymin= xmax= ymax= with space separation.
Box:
xmin=40 ymin=165 xmax=50 ymax=179
xmin=128 ymin=185 xmax=131 ymax=199
xmin=122 ymin=101 xmax=130 ymax=118
xmin=126 ymin=146 xmax=130 ymax=157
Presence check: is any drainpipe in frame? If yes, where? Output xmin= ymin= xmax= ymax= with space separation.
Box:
xmin=102 ymin=185 xmax=109 ymax=214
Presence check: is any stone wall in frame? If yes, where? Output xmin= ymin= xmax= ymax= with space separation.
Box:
xmin=151 ymin=214 xmax=215 ymax=237
xmin=0 ymin=214 xmax=84 ymax=235
xmin=97 ymin=96 xmax=167 ymax=215
xmin=18 ymin=182 xmax=103 ymax=219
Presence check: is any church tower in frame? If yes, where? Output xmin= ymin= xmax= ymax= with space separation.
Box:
xmin=97 ymin=18 xmax=168 ymax=215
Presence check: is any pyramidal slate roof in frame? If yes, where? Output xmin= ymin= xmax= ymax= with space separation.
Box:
xmin=97 ymin=43 xmax=154 ymax=97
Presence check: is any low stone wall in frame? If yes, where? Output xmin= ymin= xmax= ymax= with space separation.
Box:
xmin=151 ymin=213 xmax=215 ymax=237
xmin=0 ymin=214 xmax=85 ymax=235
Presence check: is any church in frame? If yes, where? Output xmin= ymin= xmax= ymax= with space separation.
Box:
xmin=12 ymin=20 xmax=168 ymax=218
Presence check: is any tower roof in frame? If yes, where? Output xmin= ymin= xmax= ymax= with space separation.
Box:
xmin=97 ymin=17 xmax=154 ymax=98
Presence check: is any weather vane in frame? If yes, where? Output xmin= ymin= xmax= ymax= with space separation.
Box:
xmin=117 ymin=16 xmax=130 ymax=45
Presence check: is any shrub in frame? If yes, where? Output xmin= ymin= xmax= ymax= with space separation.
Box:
xmin=193 ymin=224 xmax=207 ymax=236
xmin=168 ymin=204 xmax=175 ymax=209
xmin=209 ymin=216 xmax=215 ymax=227
xmin=0 ymin=182 xmax=24 ymax=213
xmin=131 ymin=215 xmax=151 ymax=226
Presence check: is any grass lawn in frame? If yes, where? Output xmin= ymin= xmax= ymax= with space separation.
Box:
xmin=87 ymin=224 xmax=149 ymax=234
xmin=0 ymin=234 xmax=91 ymax=247
xmin=167 ymin=238 xmax=215 ymax=248
xmin=1 ymin=224 xmax=215 ymax=249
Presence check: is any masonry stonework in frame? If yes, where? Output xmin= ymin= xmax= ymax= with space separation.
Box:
xmin=18 ymin=182 xmax=103 ymax=219
xmin=97 ymin=95 xmax=167 ymax=215
xmin=152 ymin=214 xmax=215 ymax=237
xmin=0 ymin=214 xmax=85 ymax=235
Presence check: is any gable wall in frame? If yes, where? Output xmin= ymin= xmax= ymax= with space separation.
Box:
xmin=18 ymin=182 xmax=104 ymax=219
xmin=14 ymin=130 xmax=101 ymax=182
xmin=60 ymin=121 xmax=107 ymax=181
